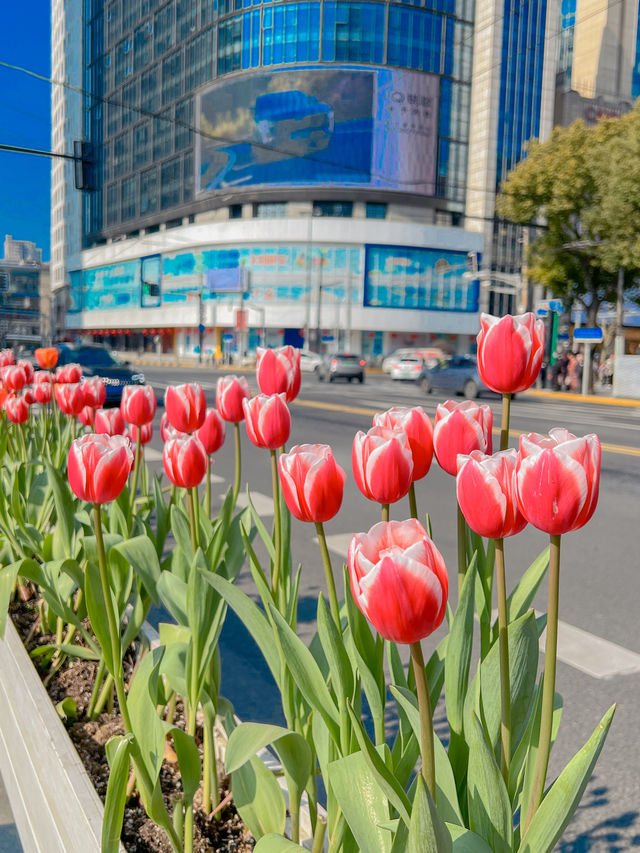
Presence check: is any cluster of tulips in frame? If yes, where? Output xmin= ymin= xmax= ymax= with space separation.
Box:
xmin=0 ymin=314 xmax=612 ymax=853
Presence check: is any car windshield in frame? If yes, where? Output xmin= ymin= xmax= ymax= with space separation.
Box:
xmin=76 ymin=347 xmax=122 ymax=367
xmin=400 ymin=358 xmax=421 ymax=364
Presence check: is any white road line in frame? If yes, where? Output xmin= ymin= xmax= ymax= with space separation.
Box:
xmin=229 ymin=490 xmax=274 ymax=516
xmin=318 ymin=532 xmax=353 ymax=562
xmin=144 ymin=447 xmax=163 ymax=461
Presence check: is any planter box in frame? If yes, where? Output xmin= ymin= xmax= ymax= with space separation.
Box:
xmin=0 ymin=620 xmax=113 ymax=853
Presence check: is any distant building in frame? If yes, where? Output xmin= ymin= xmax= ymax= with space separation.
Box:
xmin=0 ymin=237 xmax=45 ymax=348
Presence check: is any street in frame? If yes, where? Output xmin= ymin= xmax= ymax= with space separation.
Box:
xmin=142 ymin=364 xmax=640 ymax=852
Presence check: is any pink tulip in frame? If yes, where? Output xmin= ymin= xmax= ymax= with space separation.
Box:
xmin=164 ymin=383 xmax=205 ymax=433
xmin=477 ymin=312 xmax=545 ymax=394
xmin=160 ymin=411 xmax=184 ymax=442
xmin=348 ymin=519 xmax=448 ymax=644
xmin=22 ymin=388 xmax=35 ymax=406
xmin=243 ymin=394 xmax=291 ymax=450
xmin=54 ymin=383 xmax=86 ymax=417
xmin=373 ymin=406 xmax=433 ymax=481
xmin=515 ymin=428 xmax=601 ymax=535
xmin=0 ymin=349 xmax=14 ymax=368
xmin=55 ymin=363 xmax=82 ymax=384
xmin=5 ymin=395 xmax=29 ymax=424
xmin=163 ymin=435 xmax=207 ymax=488
xmin=196 ymin=408 xmax=226 ymax=455
xmin=3 ymin=365 xmax=27 ymax=392
xmin=216 ymin=375 xmax=251 ymax=423
xmin=78 ymin=406 xmax=95 ymax=428
xmin=279 ymin=444 xmax=346 ymax=523
xmin=256 ymin=346 xmax=301 ymax=402
xmin=94 ymin=408 xmax=126 ymax=436
xmin=352 ymin=426 xmax=413 ymax=504
xmin=82 ymin=377 xmax=106 ymax=409
xmin=17 ymin=360 xmax=35 ymax=385
xmin=456 ymin=449 xmax=527 ymax=539
xmin=68 ymin=434 xmax=133 ymax=504
xmin=34 ymin=371 xmax=53 ymax=385
xmin=129 ymin=422 xmax=153 ymax=445
xmin=433 ymin=400 xmax=493 ymax=476
xmin=34 ymin=381 xmax=53 ymax=405
xmin=121 ymin=384 xmax=157 ymax=426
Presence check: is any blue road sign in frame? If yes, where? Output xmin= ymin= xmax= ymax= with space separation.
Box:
xmin=573 ymin=327 xmax=603 ymax=342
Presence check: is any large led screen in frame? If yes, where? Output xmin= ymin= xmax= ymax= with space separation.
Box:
xmin=197 ymin=67 xmax=439 ymax=195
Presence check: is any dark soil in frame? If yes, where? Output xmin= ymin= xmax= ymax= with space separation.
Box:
xmin=11 ymin=598 xmax=255 ymax=853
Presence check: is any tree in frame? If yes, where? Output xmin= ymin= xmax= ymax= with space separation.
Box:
xmin=496 ymin=117 xmax=638 ymax=326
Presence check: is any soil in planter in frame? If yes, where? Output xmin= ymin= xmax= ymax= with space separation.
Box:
xmin=11 ymin=599 xmax=255 ymax=853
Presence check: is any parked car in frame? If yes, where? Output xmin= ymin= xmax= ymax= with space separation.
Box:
xmin=56 ymin=344 xmax=147 ymax=404
xmin=418 ymin=355 xmax=488 ymax=398
xmin=391 ymin=356 xmax=425 ymax=381
xmin=318 ymin=353 xmax=366 ymax=383
xmin=298 ymin=349 xmax=323 ymax=373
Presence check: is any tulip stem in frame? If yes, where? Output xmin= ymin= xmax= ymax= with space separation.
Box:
xmin=232 ymin=422 xmax=242 ymax=506
xmin=408 ymin=483 xmax=418 ymax=520
xmin=457 ymin=503 xmax=467 ymax=599
xmin=523 ymin=533 xmax=561 ymax=833
xmin=270 ymin=449 xmax=282 ymax=601
xmin=381 ymin=503 xmax=389 ymax=522
xmin=315 ymin=521 xmax=341 ymax=628
xmin=186 ymin=489 xmax=198 ymax=554
xmin=129 ymin=430 xmax=142 ymax=521
xmin=18 ymin=423 xmax=28 ymax=463
xmin=500 ymin=392 xmax=512 ymax=452
xmin=495 ymin=537 xmax=511 ymax=784
xmin=410 ymin=640 xmax=436 ymax=799
xmin=205 ymin=455 xmax=212 ymax=518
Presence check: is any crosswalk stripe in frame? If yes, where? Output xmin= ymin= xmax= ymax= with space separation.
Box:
xmin=230 ymin=490 xmax=274 ymax=516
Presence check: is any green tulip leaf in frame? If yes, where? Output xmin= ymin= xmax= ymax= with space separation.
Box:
xmin=517 ymin=687 xmax=563 ymax=821
xmin=0 ymin=560 xmax=27 ymax=636
xmin=446 ymin=824 xmax=495 ymax=852
xmin=127 ymin=646 xmax=166 ymax=784
xmin=102 ymin=734 xmax=133 ymax=853
xmin=253 ymin=835 xmax=307 ymax=852
xmin=113 ymin=535 xmax=162 ymax=603
xmin=518 ymin=704 xmax=615 ymax=853
xmin=45 ymin=463 xmax=75 ymax=559
xmin=232 ymin=755 xmax=287 ymax=840
xmin=156 ymin=571 xmax=188 ymax=626
xmin=467 ymin=713 xmax=513 ymax=853
xmin=408 ymin=774 xmax=452 ymax=853
xmin=84 ymin=560 xmax=118 ymax=675
xmin=506 ymin=546 xmax=550 ymax=625
xmin=171 ymin=728 xmax=201 ymax=808
xmin=226 ymin=722 xmax=311 ymax=793
xmin=445 ymin=553 xmax=477 ymax=737
xmin=317 ymin=593 xmax=354 ymax=704
xmin=170 ymin=503 xmax=193 ymax=560
xmin=328 ymin=750 xmax=392 ymax=853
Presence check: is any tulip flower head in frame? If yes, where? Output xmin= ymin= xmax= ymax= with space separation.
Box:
xmin=456 ymin=449 xmax=527 ymax=539
xmin=5 ymin=395 xmax=29 ymax=424
xmin=22 ymin=388 xmax=36 ymax=406
xmin=164 ymin=383 xmax=205 ymax=433
xmin=78 ymin=405 xmax=95 ymax=428
xmin=279 ymin=443 xmax=346 ymax=523
xmin=160 ymin=411 xmax=184 ymax=442
xmin=352 ymin=426 xmax=413 ymax=504
xmin=476 ymin=312 xmax=544 ymax=394
xmin=82 ymin=376 xmax=106 ymax=409
xmin=196 ymin=408 xmax=226 ymax=455
xmin=373 ymin=406 xmax=433 ymax=481
xmin=256 ymin=346 xmax=301 ymax=402
xmin=68 ymin=434 xmax=134 ymax=504
xmin=243 ymin=393 xmax=291 ymax=450
xmin=55 ymin=363 xmax=82 ymax=384
xmin=94 ymin=407 xmax=126 ymax=436
xmin=3 ymin=365 xmax=27 ymax=393
xmin=0 ymin=349 xmax=14 ymax=368
xmin=35 ymin=347 xmax=59 ymax=370
xmin=17 ymin=360 xmax=35 ymax=385
xmin=34 ymin=378 xmax=53 ymax=405
xmin=348 ymin=519 xmax=448 ymax=644
xmin=515 ymin=428 xmax=601 ymax=535
xmin=433 ymin=400 xmax=493 ymax=476
xmin=129 ymin=421 xmax=153 ymax=445
xmin=34 ymin=371 xmax=53 ymax=385
xmin=121 ymin=384 xmax=157 ymax=426
xmin=216 ymin=375 xmax=251 ymax=423
xmin=54 ymin=382 xmax=86 ymax=417
xmin=163 ymin=435 xmax=207 ymax=488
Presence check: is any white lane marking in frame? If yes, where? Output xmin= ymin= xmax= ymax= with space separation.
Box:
xmin=318 ymin=532 xmax=354 ymax=561
xmin=230 ymin=490 xmax=274 ymax=516
xmin=539 ymin=619 xmax=640 ymax=679
xmin=144 ymin=447 xmax=163 ymax=461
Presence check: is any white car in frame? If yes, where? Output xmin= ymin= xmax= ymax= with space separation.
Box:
xmin=391 ymin=356 xmax=425 ymax=381
xmin=299 ymin=350 xmax=323 ymax=373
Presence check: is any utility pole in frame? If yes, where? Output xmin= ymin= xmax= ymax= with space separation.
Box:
xmin=615 ymin=268 xmax=625 ymax=357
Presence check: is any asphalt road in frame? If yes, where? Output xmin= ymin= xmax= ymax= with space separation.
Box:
xmin=140 ymin=364 xmax=640 ymax=852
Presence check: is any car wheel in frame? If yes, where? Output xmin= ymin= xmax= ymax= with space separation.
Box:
xmin=317 ymin=371 xmax=324 ymax=382
xmin=463 ymin=379 xmax=478 ymax=399
xmin=348 ymin=376 xmax=354 ymax=383
xmin=359 ymin=374 xmax=365 ymax=384
xmin=420 ymin=377 xmax=431 ymax=394
xmin=328 ymin=375 xmax=334 ymax=383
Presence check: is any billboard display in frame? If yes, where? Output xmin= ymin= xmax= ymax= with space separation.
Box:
xmin=197 ymin=67 xmax=439 ymax=195
xmin=364 ymin=245 xmax=479 ymax=313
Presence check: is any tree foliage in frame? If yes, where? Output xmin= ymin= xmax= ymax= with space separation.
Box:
xmin=496 ymin=113 xmax=640 ymax=325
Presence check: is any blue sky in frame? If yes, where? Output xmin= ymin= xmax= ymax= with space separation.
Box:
xmin=0 ymin=1 xmax=51 ymax=259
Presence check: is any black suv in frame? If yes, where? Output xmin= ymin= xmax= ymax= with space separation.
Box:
xmin=56 ymin=344 xmax=147 ymax=404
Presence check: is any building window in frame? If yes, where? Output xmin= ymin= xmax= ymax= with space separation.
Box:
xmin=161 ymin=157 xmax=182 ymax=208
xmin=133 ymin=122 xmax=151 ymax=168
xmin=153 ymin=110 xmax=173 ymax=160
xmin=366 ymin=202 xmax=386 ymax=219
xmin=106 ymin=182 xmax=119 ymax=225
xmin=217 ymin=17 xmax=243 ymax=74
xmin=321 ymin=2 xmax=384 ymax=63
xmin=183 ymin=151 xmax=194 ymax=201
xmin=113 ymin=131 xmax=130 ymax=177
xmin=140 ymin=66 xmax=159 ymax=112
xmin=121 ymin=79 xmax=137 ymax=126
xmin=115 ymin=36 xmax=133 ymax=85
xmin=140 ymin=166 xmax=158 ymax=214
xmin=254 ymin=202 xmax=287 ymax=218
xmin=262 ymin=4 xmax=320 ymax=67
xmin=313 ymin=201 xmax=353 ymax=217
xmin=162 ymin=49 xmax=183 ymax=105
xmin=185 ymin=27 xmax=214 ymax=90
xmin=134 ymin=22 xmax=152 ymax=71
xmin=155 ymin=2 xmax=175 ymax=57
xmin=176 ymin=0 xmax=198 ymax=39
xmin=174 ymin=97 xmax=193 ymax=150
xmin=229 ymin=204 xmax=243 ymax=219
xmin=121 ymin=175 xmax=137 ymax=220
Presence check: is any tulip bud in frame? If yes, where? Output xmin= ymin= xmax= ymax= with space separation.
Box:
xmin=54 ymin=382 xmax=86 ymax=417
xmin=243 ymin=394 xmax=291 ymax=450
xmin=55 ymin=364 xmax=82 ymax=384
xmin=352 ymin=426 xmax=413 ymax=504
xmin=256 ymin=346 xmax=301 ymax=402
xmin=164 ymin=383 xmax=206 ymax=433
xmin=121 ymin=384 xmax=157 ymax=426
xmin=23 ymin=388 xmax=36 ymax=406
xmin=130 ymin=422 xmax=153 ymax=445
xmin=163 ymin=435 xmax=207 ymax=488
xmin=5 ymin=395 xmax=29 ymax=424
xmin=216 ymin=375 xmax=251 ymax=423
xmin=373 ymin=406 xmax=433 ymax=481
xmin=279 ymin=444 xmax=346 ymax=523
xmin=433 ymin=400 xmax=493 ymax=476
xmin=456 ymin=449 xmax=527 ymax=539
xmin=35 ymin=347 xmax=59 ymax=370
xmin=34 ymin=371 xmax=53 ymax=385
xmin=94 ymin=408 xmax=126 ymax=436
xmin=82 ymin=376 xmax=106 ymax=409
xmin=68 ymin=434 xmax=134 ymax=504
xmin=34 ymin=381 xmax=53 ymax=405
xmin=0 ymin=349 xmax=14 ymax=368
xmin=17 ymin=360 xmax=35 ymax=385
xmin=515 ymin=428 xmax=601 ymax=535
xmin=196 ymin=408 xmax=226 ymax=455
xmin=477 ymin=312 xmax=544 ymax=394
xmin=78 ymin=406 xmax=95 ymax=428
xmin=3 ymin=365 xmax=27 ymax=392
xmin=160 ymin=411 xmax=184 ymax=442
xmin=348 ymin=519 xmax=448 ymax=644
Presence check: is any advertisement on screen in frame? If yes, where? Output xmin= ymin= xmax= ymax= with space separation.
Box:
xmin=196 ymin=67 xmax=439 ymax=195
